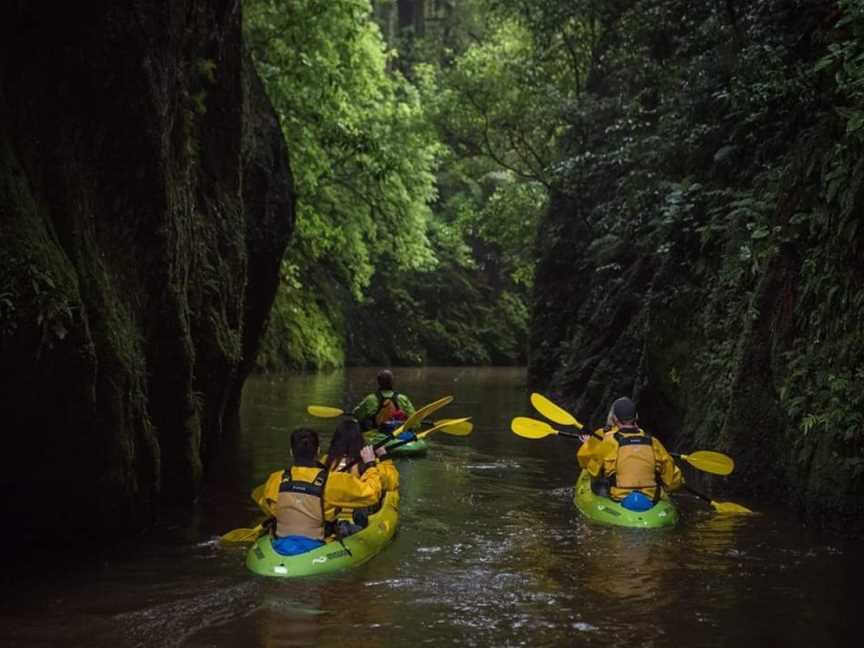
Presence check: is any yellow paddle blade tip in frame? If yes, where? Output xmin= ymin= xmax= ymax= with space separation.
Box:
xmin=529 ymin=393 xmax=584 ymax=429
xmin=510 ymin=416 xmax=555 ymax=439
xmin=418 ymin=417 xmax=472 ymax=438
xmin=433 ymin=417 xmax=473 ymax=436
xmin=220 ymin=526 xmax=263 ymax=543
xmin=685 ymin=451 xmax=735 ymax=476
xmin=713 ymin=502 xmax=756 ymax=515
xmin=307 ymin=405 xmax=344 ymax=418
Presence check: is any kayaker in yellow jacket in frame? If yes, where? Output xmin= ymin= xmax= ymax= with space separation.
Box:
xmin=323 ymin=419 xmax=400 ymax=536
xmin=578 ymin=397 xmax=682 ymax=511
xmin=352 ymin=369 xmax=416 ymax=433
xmin=256 ymin=427 xmax=384 ymax=556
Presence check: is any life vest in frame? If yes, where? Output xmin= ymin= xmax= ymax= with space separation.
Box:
xmin=612 ymin=431 xmax=657 ymax=491
xmin=374 ymin=390 xmax=404 ymax=426
xmin=274 ymin=465 xmax=328 ymax=540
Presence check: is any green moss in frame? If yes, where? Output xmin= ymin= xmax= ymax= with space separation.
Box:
xmin=0 ymin=135 xmax=78 ymax=354
xmin=258 ymin=282 xmax=346 ymax=370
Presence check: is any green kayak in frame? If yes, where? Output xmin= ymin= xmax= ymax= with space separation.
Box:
xmin=245 ymin=490 xmax=400 ymax=577
xmin=365 ymin=431 xmax=429 ymax=457
xmin=573 ymin=469 xmax=678 ymax=528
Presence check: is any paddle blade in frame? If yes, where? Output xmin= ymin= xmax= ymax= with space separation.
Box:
xmin=307 ymin=405 xmax=345 ymax=418
xmin=530 ymin=393 xmax=584 ymax=429
xmin=711 ymin=500 xmax=754 ymax=514
xmin=682 ymin=484 xmax=754 ymax=515
xmin=511 ymin=416 xmax=557 ymax=439
xmin=220 ymin=524 xmax=263 ymax=543
xmin=251 ymin=483 xmax=273 ymax=516
xmin=683 ymin=451 xmax=735 ymax=476
xmin=418 ymin=417 xmax=472 ymax=439
xmin=433 ymin=418 xmax=473 ymax=436
xmin=395 ymin=395 xmax=454 ymax=435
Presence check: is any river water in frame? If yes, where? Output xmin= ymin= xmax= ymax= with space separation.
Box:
xmin=1 ymin=367 xmax=861 ymax=647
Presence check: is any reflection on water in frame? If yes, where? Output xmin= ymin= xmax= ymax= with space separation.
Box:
xmin=0 ymin=367 xmax=862 ymax=647
xmin=257 ymin=605 xmax=323 ymax=648
xmin=580 ymin=530 xmax=673 ymax=602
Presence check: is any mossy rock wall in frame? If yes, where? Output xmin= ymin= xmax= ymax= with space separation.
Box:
xmin=0 ymin=1 xmax=294 ymax=553
xmin=528 ymin=0 xmax=864 ymax=533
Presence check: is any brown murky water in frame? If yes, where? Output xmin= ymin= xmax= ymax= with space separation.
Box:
xmin=1 ymin=367 xmax=860 ymax=647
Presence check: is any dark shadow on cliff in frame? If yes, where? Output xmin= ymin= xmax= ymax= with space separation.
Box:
xmin=0 ymin=1 xmax=295 ymax=562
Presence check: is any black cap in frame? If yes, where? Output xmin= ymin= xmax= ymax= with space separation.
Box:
xmin=611 ymin=397 xmax=637 ymax=422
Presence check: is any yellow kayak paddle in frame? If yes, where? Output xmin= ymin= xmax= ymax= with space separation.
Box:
xmin=684 ymin=484 xmax=754 ymax=514
xmin=220 ymin=485 xmax=271 ymax=544
xmin=307 ymin=396 xmax=468 ymax=434
xmin=512 ymin=416 xmax=752 ymax=514
xmin=385 ymin=417 xmax=472 ymax=446
xmin=529 ymin=393 xmax=584 ymax=429
xmin=220 ymin=523 xmax=265 ymax=543
xmin=222 ymin=416 xmax=473 ymax=541
xmin=343 ymin=417 xmax=472 ymax=471
xmin=671 ymin=451 xmax=734 ymax=476
xmin=428 ymin=418 xmax=473 ymax=436
xmin=393 ymin=395 xmax=454 ymax=435
xmin=511 ymin=416 xmax=584 ymax=440
xmin=511 ymin=416 xmax=735 ymax=477
xmin=307 ymin=405 xmax=344 ymax=418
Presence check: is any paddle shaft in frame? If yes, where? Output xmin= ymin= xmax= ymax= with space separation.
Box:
xmin=559 ymin=431 xmax=731 ymax=475
xmin=555 ymin=428 xmax=586 ymax=439
xmin=548 ymin=426 xmax=603 ymax=442
xmin=683 ymin=483 xmax=712 ymax=503
xmin=551 ymin=431 xmax=723 ymax=486
xmin=339 ymin=436 xmax=416 ymax=472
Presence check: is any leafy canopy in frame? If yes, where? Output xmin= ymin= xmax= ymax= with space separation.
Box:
xmin=245 ymin=0 xmax=441 ymax=299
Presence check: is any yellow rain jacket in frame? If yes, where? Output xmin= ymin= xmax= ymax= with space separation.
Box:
xmin=576 ymin=427 xmax=616 ymax=469
xmin=376 ymin=459 xmax=400 ymax=492
xmin=579 ymin=426 xmax=682 ymax=501
xmin=324 ymin=457 xmax=400 ymax=524
xmin=256 ymin=463 xmax=383 ymax=540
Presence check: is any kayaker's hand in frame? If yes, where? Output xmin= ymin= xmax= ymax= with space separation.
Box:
xmin=375 ymin=445 xmax=388 ymax=458
xmin=360 ymin=445 xmax=376 ymax=465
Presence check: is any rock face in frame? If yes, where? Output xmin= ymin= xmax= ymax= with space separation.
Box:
xmin=0 ymin=2 xmax=294 ymax=552
xmin=528 ymin=1 xmax=864 ymax=533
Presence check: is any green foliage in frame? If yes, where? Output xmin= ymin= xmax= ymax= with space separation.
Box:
xmin=246 ymin=0 xmax=564 ymax=368
xmin=432 ymin=15 xmax=570 ymax=188
xmin=257 ymin=275 xmax=346 ymax=370
xmin=246 ymin=0 xmax=444 ymax=367
xmin=348 ymin=256 xmax=529 ymax=366
xmin=367 ymin=5 xmax=574 ymax=363
xmin=246 ymin=0 xmax=439 ymax=297
xmin=816 ymin=1 xmax=864 ymax=140
xmin=782 ymin=342 xmax=864 ymax=483
xmin=0 ymin=251 xmax=75 ymax=352
xmin=518 ymin=0 xmax=864 ymax=518
xmin=476 ymin=178 xmax=545 ymax=287
xmin=769 ymin=2 xmax=864 ymax=496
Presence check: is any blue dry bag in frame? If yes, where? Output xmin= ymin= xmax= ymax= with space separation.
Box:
xmin=271 ymin=535 xmax=325 ymax=556
xmin=620 ymin=491 xmax=654 ymax=512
